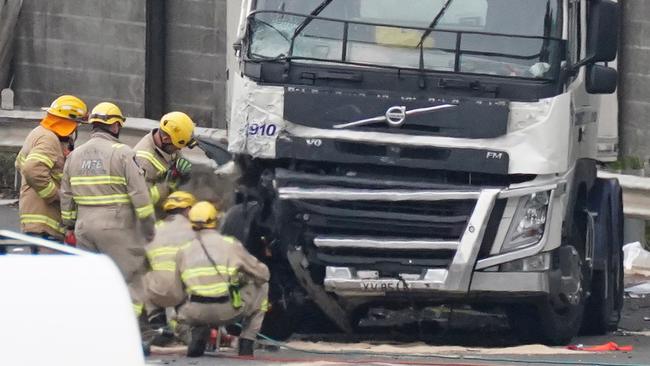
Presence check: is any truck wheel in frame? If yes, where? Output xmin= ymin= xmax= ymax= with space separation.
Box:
xmin=582 ymin=180 xmax=624 ymax=334
xmin=508 ymin=246 xmax=586 ymax=345
xmin=219 ymin=202 xmax=262 ymax=255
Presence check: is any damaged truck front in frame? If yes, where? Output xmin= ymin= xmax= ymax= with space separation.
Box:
xmin=222 ymin=0 xmax=624 ymax=345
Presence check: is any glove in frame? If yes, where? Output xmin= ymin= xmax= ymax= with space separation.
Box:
xmin=64 ymin=230 xmax=77 ymax=247
xmin=174 ymin=157 xmax=192 ymax=177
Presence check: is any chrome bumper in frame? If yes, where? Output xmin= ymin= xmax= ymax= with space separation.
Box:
xmin=324 ymin=266 xmax=550 ymax=295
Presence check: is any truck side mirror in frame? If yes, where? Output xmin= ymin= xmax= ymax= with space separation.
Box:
xmin=587 ymin=0 xmax=619 ymax=63
xmin=586 ymin=64 xmax=617 ymax=94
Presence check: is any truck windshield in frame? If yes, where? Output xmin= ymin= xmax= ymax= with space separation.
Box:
xmin=248 ymin=0 xmax=563 ymax=80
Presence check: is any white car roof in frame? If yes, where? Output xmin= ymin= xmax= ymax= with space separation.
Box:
xmin=0 ymin=231 xmax=145 ymax=366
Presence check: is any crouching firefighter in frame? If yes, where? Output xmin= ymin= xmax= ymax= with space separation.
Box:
xmin=143 ymin=191 xmax=197 ymax=327
xmin=162 ymin=201 xmax=269 ymax=357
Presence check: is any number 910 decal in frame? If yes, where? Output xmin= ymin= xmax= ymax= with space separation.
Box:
xmin=248 ymin=123 xmax=278 ymax=137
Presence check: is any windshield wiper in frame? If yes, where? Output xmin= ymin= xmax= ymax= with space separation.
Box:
xmin=291 ymin=0 xmax=335 ymax=43
xmin=417 ymin=0 xmax=455 ymax=88
xmin=417 ymin=0 xmax=455 ymax=48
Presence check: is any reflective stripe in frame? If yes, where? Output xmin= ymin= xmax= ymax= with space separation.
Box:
xmin=20 ymin=214 xmax=64 ymax=234
xmin=70 ymin=175 xmax=127 ymax=186
xmin=186 ymin=282 xmax=229 ymax=297
xmin=112 ymin=143 xmax=125 ymax=149
xmin=151 ymin=261 xmax=176 ymax=272
xmin=135 ymin=204 xmax=154 ymax=219
xmin=133 ymin=303 xmax=144 ymax=317
xmin=182 ymin=266 xmax=238 ymax=282
xmin=73 ymin=193 xmax=130 ymax=205
xmin=52 ymin=172 xmax=64 ymax=181
xmin=25 ymin=153 xmax=54 ymax=169
xmin=147 ymin=241 xmax=192 ymax=261
xmin=136 ymin=150 xmax=166 ymax=173
xmin=223 ymin=236 xmax=235 ymax=244
xmin=155 ymin=220 xmax=165 ymax=228
xmin=16 ymin=153 xmax=25 ymax=166
xmin=149 ymin=185 xmax=160 ymax=204
xmin=37 ymin=181 xmax=57 ymax=198
xmin=61 ymin=210 xmax=77 ymax=220
xmin=168 ymin=319 xmax=178 ymax=331
xmin=261 ymin=298 xmax=269 ymax=312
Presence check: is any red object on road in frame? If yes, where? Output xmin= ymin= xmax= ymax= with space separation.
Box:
xmin=568 ymin=342 xmax=633 ymax=352
xmin=64 ymin=231 xmax=77 ymax=247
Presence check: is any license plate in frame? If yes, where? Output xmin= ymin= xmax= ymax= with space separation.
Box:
xmin=360 ymin=281 xmax=410 ymax=291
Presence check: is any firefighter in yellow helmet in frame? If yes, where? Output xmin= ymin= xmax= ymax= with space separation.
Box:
xmin=134 ymin=112 xmax=196 ymax=211
xmin=163 ymin=201 xmax=269 ymax=357
xmin=143 ymin=191 xmax=197 ymax=328
xmin=60 ymin=102 xmax=155 ymax=318
xmin=15 ymin=95 xmax=87 ymax=242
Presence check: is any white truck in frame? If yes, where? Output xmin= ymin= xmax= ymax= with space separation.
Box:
xmin=218 ymin=0 xmax=624 ymax=345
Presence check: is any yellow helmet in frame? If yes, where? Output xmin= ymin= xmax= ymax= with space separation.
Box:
xmin=163 ymin=191 xmax=197 ymax=212
xmin=42 ymin=95 xmax=88 ymax=122
xmin=88 ymin=102 xmax=126 ymax=126
xmin=189 ymin=201 xmax=219 ymax=229
xmin=160 ymin=112 xmax=197 ymax=149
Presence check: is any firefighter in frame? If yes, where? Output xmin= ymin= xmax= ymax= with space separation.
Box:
xmin=16 ymin=95 xmax=87 ymax=242
xmin=134 ymin=112 xmax=196 ymax=210
xmin=143 ymin=190 xmax=197 ymax=327
xmin=60 ymin=102 xmax=155 ymax=317
xmin=160 ymin=201 xmax=269 ymax=357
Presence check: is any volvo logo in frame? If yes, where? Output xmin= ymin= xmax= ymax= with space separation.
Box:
xmin=385 ymin=106 xmax=407 ymax=127
xmin=333 ymin=103 xmax=457 ymax=129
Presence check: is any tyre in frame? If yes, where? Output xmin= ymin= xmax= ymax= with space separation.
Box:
xmin=219 ymin=202 xmax=262 ymax=255
xmin=582 ymin=179 xmax=624 ymax=334
xmin=508 ymin=246 xmax=586 ymax=345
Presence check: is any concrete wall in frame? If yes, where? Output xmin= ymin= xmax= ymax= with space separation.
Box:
xmin=13 ymin=0 xmax=147 ymax=116
xmin=166 ymin=0 xmax=228 ymax=128
xmin=619 ymin=0 xmax=650 ymax=164
xmin=11 ymin=0 xmax=227 ymax=128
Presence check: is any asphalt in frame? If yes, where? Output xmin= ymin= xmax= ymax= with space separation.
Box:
xmin=2 ymin=204 xmax=650 ymax=366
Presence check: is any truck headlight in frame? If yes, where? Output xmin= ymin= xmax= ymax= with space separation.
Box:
xmin=501 ymin=191 xmax=550 ymax=253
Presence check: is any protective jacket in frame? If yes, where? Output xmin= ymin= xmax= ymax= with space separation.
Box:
xmin=133 ymin=130 xmax=181 ymax=207
xmin=60 ymin=131 xmax=155 ymax=316
xmin=168 ymin=230 xmax=269 ymax=340
xmin=144 ymin=214 xmax=196 ymax=308
xmin=16 ymin=125 xmax=66 ymax=239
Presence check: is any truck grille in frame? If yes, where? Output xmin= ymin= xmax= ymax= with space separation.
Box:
xmin=292 ymin=199 xmax=475 ymax=240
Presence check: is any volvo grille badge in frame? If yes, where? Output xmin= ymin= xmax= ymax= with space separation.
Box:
xmin=333 ymin=104 xmax=457 ymax=129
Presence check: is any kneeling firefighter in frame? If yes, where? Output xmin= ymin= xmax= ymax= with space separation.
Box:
xmin=143 ymin=191 xmax=197 ymax=326
xmin=165 ymin=201 xmax=269 ymax=357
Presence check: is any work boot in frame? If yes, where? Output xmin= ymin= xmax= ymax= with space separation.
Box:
xmin=147 ymin=310 xmax=167 ymax=329
xmin=238 ymin=338 xmax=255 ymax=357
xmin=186 ymin=326 xmax=211 ymax=357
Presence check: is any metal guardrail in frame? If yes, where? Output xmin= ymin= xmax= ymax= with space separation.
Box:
xmin=599 ymin=171 xmax=650 ymax=220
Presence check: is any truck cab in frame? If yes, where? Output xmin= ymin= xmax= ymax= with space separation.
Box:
xmin=224 ymin=0 xmax=623 ymax=344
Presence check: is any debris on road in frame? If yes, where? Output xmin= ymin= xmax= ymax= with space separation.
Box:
xmin=624 ymin=242 xmax=650 ymax=277
xmin=567 ymin=342 xmax=633 ymax=352
xmin=283 ymin=340 xmax=584 ymax=356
